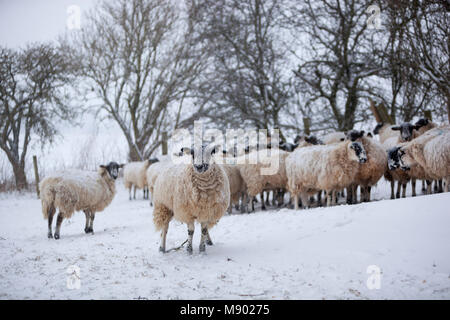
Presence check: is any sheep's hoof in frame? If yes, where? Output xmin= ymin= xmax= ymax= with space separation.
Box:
xmin=206 ymin=239 xmax=213 ymax=246
xmin=54 ymin=234 xmax=60 ymax=240
xmin=187 ymin=245 xmax=193 ymax=254
xmin=199 ymin=244 xmax=206 ymax=253
xmin=48 ymin=232 xmax=53 ymax=239
xmin=84 ymin=228 xmax=90 ymax=234
xmin=261 ymin=206 xmax=266 ymax=211
xmin=159 ymin=247 xmax=166 ymax=253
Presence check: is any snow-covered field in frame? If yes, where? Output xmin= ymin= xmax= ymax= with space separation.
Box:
xmin=0 ymin=180 xmax=449 ymax=300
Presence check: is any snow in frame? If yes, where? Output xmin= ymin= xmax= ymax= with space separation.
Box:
xmin=0 ymin=180 xmax=449 ymax=299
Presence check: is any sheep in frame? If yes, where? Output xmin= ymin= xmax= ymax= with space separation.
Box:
xmin=414 ymin=118 xmax=437 ymax=136
xmin=146 ymin=155 xmax=174 ymax=206
xmin=39 ymin=162 xmax=122 ymax=239
xmin=222 ymin=164 xmax=246 ymax=214
xmin=345 ymin=130 xmax=387 ymax=203
xmin=286 ymin=140 xmax=367 ymax=210
xmin=322 ymin=131 xmax=346 ymax=144
xmin=236 ymin=148 xmax=289 ymax=212
xmin=152 ymin=145 xmax=230 ymax=254
xmin=123 ymin=159 xmax=158 ymax=200
xmin=396 ymin=126 xmax=450 ymax=192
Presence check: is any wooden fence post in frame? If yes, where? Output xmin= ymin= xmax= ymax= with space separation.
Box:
xmin=162 ymin=131 xmax=168 ymax=155
xmin=303 ymin=117 xmax=311 ymax=136
xmin=33 ymin=155 xmax=40 ymax=198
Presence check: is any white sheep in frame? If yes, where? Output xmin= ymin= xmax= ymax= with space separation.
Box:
xmin=222 ymin=164 xmax=246 ymax=214
xmin=39 ymin=162 xmax=122 ymax=239
xmin=286 ymin=140 xmax=367 ymax=209
xmin=397 ymin=126 xmax=450 ymax=192
xmin=345 ymin=130 xmax=387 ymax=203
xmin=123 ymin=159 xmax=158 ymax=200
xmin=236 ymin=148 xmax=289 ymax=212
xmin=152 ymin=145 xmax=230 ymax=254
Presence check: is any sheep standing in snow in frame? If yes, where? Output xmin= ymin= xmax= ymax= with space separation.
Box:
xmin=123 ymin=159 xmax=158 ymax=200
xmin=396 ymin=126 xmax=450 ymax=192
xmin=345 ymin=130 xmax=387 ymax=203
xmin=237 ymin=148 xmax=289 ymax=212
xmin=39 ymin=162 xmax=122 ymax=239
xmin=286 ymin=140 xmax=367 ymax=209
xmin=222 ymin=164 xmax=246 ymax=214
xmin=152 ymin=145 xmax=230 ymax=254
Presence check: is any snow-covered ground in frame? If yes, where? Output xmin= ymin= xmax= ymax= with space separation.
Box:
xmin=0 ymin=179 xmax=449 ymax=300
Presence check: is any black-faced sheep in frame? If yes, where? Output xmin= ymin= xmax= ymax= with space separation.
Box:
xmin=286 ymin=140 xmax=367 ymax=209
xmin=39 ymin=162 xmax=122 ymax=239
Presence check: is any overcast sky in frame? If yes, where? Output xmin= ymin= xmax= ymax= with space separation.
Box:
xmin=0 ymin=0 xmax=98 ymax=47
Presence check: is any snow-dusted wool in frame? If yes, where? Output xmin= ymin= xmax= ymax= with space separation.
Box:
xmin=322 ymin=131 xmax=346 ymax=144
xmin=152 ymin=146 xmax=230 ymax=254
xmin=399 ymin=126 xmax=450 ymax=192
xmin=123 ymin=160 xmax=151 ymax=200
xmin=40 ymin=163 xmax=121 ymax=239
xmin=345 ymin=130 xmax=387 ymax=202
xmin=236 ymin=149 xmax=289 ymax=202
xmin=286 ymin=140 xmax=367 ymax=209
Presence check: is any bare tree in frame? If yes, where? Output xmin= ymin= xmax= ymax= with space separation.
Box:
xmin=64 ymin=0 xmax=207 ymax=161
xmin=0 ymin=44 xmax=75 ymax=190
xmin=189 ymin=0 xmax=293 ymax=136
xmin=286 ymin=0 xmax=384 ymax=131
xmin=406 ymin=1 xmax=449 ymax=123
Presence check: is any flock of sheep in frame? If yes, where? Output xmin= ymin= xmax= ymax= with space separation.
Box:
xmin=38 ymin=113 xmax=450 ymax=254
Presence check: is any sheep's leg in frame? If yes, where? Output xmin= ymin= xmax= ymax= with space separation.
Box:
xmin=331 ymin=190 xmax=337 ymax=206
xmin=294 ymin=194 xmax=299 ymax=210
xmin=326 ymin=191 xmax=332 ymax=207
xmin=421 ymin=180 xmax=426 ymax=192
xmin=89 ymin=213 xmax=95 ymax=234
xmin=54 ymin=212 xmax=64 ymax=240
xmin=227 ymin=202 xmax=232 ymax=214
xmin=47 ymin=206 xmax=55 ymax=239
xmin=426 ymin=180 xmax=432 ymax=194
xmin=411 ymin=179 xmax=416 ymax=197
xmin=396 ymin=182 xmax=401 ymax=199
xmin=186 ymin=222 xmax=195 ymax=254
xmin=433 ymin=180 xmax=438 ymax=193
xmin=390 ymin=181 xmax=395 ymax=199
xmin=346 ymin=187 xmax=353 ymax=204
xmin=199 ymin=223 xmax=208 ymax=253
xmin=438 ymin=179 xmax=443 ymax=193
xmin=84 ymin=211 xmax=91 ymax=233
xmin=128 ymin=187 xmax=132 ymax=201
xmin=205 ymin=229 xmax=213 ymax=246
xmin=260 ymin=192 xmax=266 ymax=211
xmin=300 ymin=193 xmax=309 ymax=209
xmin=133 ymin=185 xmax=136 ymax=200
xmin=266 ymin=190 xmax=271 ymax=206
xmin=317 ymin=191 xmax=322 ymax=206
xmin=240 ymin=193 xmax=247 ymax=213
xmin=159 ymin=224 xmax=169 ymax=253
xmin=367 ymin=186 xmax=372 ymax=202
xmin=401 ymin=183 xmax=407 ymax=198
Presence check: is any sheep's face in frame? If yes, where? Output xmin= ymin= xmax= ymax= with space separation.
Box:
xmin=346 ymin=130 xmax=365 ymax=142
xmin=398 ymin=147 xmax=415 ymax=171
xmin=387 ymin=147 xmax=401 ymax=170
xmin=100 ymin=162 xmax=123 ymax=180
xmin=373 ymin=123 xmax=384 ymax=135
xmin=414 ymin=118 xmax=429 ymax=128
xmin=391 ymin=123 xmax=420 ymax=142
xmin=183 ymin=145 xmax=217 ymax=173
xmin=349 ymin=141 xmax=367 ymax=163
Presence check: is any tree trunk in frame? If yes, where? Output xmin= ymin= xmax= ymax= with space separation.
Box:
xmin=12 ymin=163 xmax=28 ymax=190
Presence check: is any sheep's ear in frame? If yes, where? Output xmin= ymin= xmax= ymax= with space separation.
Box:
xmin=359 ymin=130 xmax=365 ymax=137
xmin=367 ymin=132 xmax=373 ymax=138
xmin=100 ymin=165 xmax=107 ymax=169
xmin=391 ymin=126 xmax=401 ymax=131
